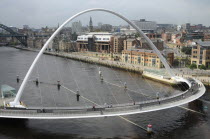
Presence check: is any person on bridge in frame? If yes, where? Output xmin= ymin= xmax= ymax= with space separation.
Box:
xmin=36 ymin=78 xmax=39 ymax=86
xmin=92 ymin=105 xmax=96 ymax=111
xmin=100 ymin=75 xmax=103 ymax=82
xmin=76 ymin=90 xmax=80 ymax=101
xmin=16 ymin=75 xmax=20 ymax=83
xmin=156 ymin=92 xmax=160 ymax=104
xmin=104 ymin=103 xmax=107 ymax=108
xmin=156 ymin=92 xmax=160 ymax=100
xmin=99 ymin=68 xmax=102 ymax=77
xmin=124 ymin=82 xmax=127 ymax=90
xmin=57 ymin=81 xmax=61 ymax=90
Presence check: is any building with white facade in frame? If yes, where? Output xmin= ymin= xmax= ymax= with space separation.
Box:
xmin=77 ymin=32 xmax=125 ymax=53
xmin=77 ymin=32 xmax=112 ymax=52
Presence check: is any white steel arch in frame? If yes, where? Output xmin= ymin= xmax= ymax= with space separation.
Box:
xmin=10 ymin=8 xmax=177 ymax=107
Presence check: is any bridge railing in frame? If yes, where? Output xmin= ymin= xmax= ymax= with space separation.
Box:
xmin=0 ymin=79 xmax=202 ymax=117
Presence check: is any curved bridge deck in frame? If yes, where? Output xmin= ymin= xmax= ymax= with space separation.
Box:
xmin=0 ymin=78 xmax=205 ymax=119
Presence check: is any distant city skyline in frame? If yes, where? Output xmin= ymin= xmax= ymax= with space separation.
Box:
xmin=0 ymin=0 xmax=210 ymax=28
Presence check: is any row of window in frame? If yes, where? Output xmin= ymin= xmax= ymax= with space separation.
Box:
xmin=123 ymin=55 xmax=158 ymax=60
xmin=77 ymin=37 xmax=110 ymax=41
xmin=95 ymin=38 xmax=109 ymax=41
xmin=122 ymin=54 xmax=158 ymax=58
xmin=124 ymin=61 xmax=159 ymax=67
xmin=124 ymin=56 xmax=158 ymax=62
xmin=78 ymin=37 xmax=88 ymax=40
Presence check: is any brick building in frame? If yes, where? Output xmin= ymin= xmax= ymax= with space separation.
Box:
xmin=123 ymin=39 xmax=140 ymax=50
xmin=122 ymin=49 xmax=174 ymax=68
xmin=110 ymin=36 xmax=126 ymax=54
xmin=139 ymin=38 xmax=164 ymax=50
xmin=191 ymin=41 xmax=210 ymax=67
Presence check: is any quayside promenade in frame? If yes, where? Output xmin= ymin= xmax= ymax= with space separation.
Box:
xmin=13 ymin=46 xmax=181 ymax=85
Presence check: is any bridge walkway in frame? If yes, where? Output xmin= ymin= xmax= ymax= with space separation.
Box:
xmin=0 ymin=78 xmax=205 ymax=119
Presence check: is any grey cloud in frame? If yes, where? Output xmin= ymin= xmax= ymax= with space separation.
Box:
xmin=0 ymin=0 xmax=209 ymax=28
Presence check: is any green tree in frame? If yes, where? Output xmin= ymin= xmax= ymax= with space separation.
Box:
xmin=189 ymin=63 xmax=197 ymax=70
xmin=198 ymin=64 xmax=206 ymax=70
xmin=135 ymin=33 xmax=140 ymax=38
xmin=173 ymin=59 xmax=179 ymax=67
xmin=181 ymin=46 xmax=192 ymax=55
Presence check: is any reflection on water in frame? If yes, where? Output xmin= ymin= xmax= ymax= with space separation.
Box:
xmin=0 ymin=47 xmax=209 ymax=139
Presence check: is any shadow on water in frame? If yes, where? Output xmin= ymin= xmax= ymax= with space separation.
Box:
xmin=150 ymin=100 xmax=208 ymax=139
xmin=0 ymin=118 xmax=90 ymax=139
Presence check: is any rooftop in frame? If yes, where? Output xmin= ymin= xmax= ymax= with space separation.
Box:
xmin=86 ymin=32 xmax=112 ymax=35
xmin=197 ymin=41 xmax=210 ymax=47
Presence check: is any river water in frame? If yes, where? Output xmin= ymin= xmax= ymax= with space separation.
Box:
xmin=0 ymin=46 xmax=209 ymax=139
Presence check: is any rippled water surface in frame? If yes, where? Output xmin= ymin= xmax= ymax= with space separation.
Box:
xmin=0 ymin=47 xmax=209 ymax=139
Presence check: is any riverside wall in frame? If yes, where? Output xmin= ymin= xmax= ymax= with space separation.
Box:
xmin=44 ymin=51 xmax=144 ymax=74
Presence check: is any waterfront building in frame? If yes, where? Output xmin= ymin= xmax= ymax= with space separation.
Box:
xmin=76 ymin=32 xmax=112 ymax=53
xmin=76 ymin=32 xmax=127 ymax=54
xmin=110 ymin=36 xmax=126 ymax=54
xmin=191 ymin=41 xmax=210 ymax=67
xmin=122 ymin=49 xmax=174 ymax=68
xmin=132 ymin=19 xmax=157 ymax=33
xmin=123 ymin=37 xmax=164 ymax=51
xmin=58 ymin=40 xmax=77 ymax=52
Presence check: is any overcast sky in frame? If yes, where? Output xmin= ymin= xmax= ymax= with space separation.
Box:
xmin=0 ymin=0 xmax=210 ymax=28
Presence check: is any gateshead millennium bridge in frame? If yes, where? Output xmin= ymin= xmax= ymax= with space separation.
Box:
xmin=0 ymin=8 xmax=206 ymax=119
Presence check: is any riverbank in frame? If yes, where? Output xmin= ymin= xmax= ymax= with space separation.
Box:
xmin=13 ymin=46 xmax=208 ymax=86
xmin=14 ymin=46 xmax=146 ymax=74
